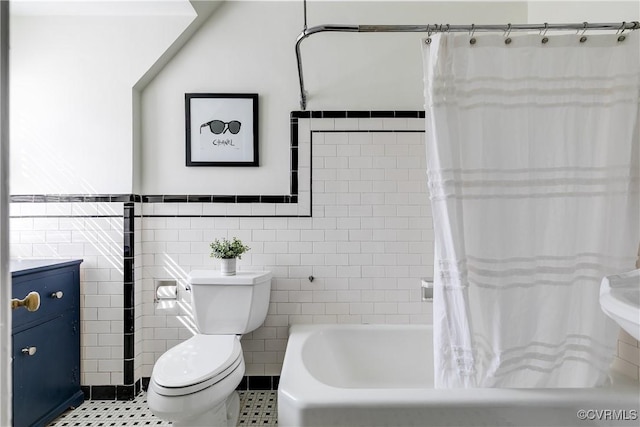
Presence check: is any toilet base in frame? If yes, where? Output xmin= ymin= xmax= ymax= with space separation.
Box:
xmin=172 ymin=391 xmax=240 ymax=427
xmin=147 ymin=355 xmax=245 ymax=426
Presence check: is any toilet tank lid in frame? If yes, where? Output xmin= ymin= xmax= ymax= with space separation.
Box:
xmin=188 ymin=270 xmax=271 ymax=285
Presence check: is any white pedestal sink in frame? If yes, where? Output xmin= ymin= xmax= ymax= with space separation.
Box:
xmin=600 ymin=269 xmax=640 ymax=341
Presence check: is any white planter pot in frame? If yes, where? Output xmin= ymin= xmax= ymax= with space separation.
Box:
xmin=220 ymin=258 xmax=237 ymax=276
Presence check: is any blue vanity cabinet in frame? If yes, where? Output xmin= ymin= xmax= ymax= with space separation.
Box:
xmin=11 ymin=259 xmax=84 ymax=427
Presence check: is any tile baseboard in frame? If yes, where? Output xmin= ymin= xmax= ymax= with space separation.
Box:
xmin=82 ymin=376 xmax=280 ymax=401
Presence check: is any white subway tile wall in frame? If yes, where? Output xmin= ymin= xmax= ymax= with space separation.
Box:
xmin=10 ymin=202 xmax=125 ymax=386
xmin=140 ymin=117 xmax=433 ymax=377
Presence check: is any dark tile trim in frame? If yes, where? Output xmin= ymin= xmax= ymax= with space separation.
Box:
xmin=10 ymin=215 xmax=122 ymax=219
xmin=236 ymin=195 xmax=261 ymax=203
xmin=138 ymin=376 xmax=280 ymax=393
xmin=212 ymin=195 xmax=236 ymax=203
xmin=315 ymin=130 xmax=425 ymax=133
xmin=290 ymin=110 xmax=424 ymax=119
xmin=141 ymin=377 xmax=150 ymax=392
xmin=291 ymin=111 xmax=311 ymax=119
xmin=346 ymin=111 xmax=371 ymax=118
xmin=188 ymin=195 xmax=213 ymax=202
xmin=82 ymin=384 xmax=140 ymax=401
xmin=321 ymin=111 xmax=347 ymax=118
xmin=239 ymin=375 xmax=280 ymax=391
xmin=88 ymin=385 xmax=117 ymax=400
xmin=370 ymin=110 xmax=395 ymax=117
xmin=11 ymin=192 xmax=301 ymax=205
xmin=394 ymin=111 xmax=421 ymax=118
xmin=142 ymin=195 xmax=163 ymax=203
xmin=10 ymin=194 xmax=139 ymax=203
xmin=116 ymin=384 xmax=136 ymax=400
xmin=162 ymin=195 xmax=188 ymax=203
xmin=81 ymin=386 xmax=91 ymax=400
xmin=123 ymin=203 xmax=135 ymax=386
xmin=237 ymin=376 xmax=248 ymax=390
xmin=139 ymin=215 xmax=311 ymax=218
xmin=291 ymin=147 xmax=298 ymax=172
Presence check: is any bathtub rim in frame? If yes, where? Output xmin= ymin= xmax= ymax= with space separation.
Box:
xmin=278 ymin=323 xmax=640 ymax=410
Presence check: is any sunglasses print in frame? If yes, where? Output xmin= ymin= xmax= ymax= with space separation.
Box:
xmin=200 ymin=120 xmax=242 ymax=135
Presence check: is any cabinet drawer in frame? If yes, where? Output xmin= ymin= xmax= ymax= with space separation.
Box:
xmin=12 ymin=269 xmax=79 ymax=331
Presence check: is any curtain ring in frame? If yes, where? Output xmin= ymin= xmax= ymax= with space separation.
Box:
xmin=541 ymin=22 xmax=549 ymax=44
xmin=541 ymin=22 xmax=549 ymax=37
xmin=426 ymin=24 xmax=431 ymax=37
xmin=504 ymin=23 xmax=512 ymax=37
xmin=504 ymin=23 xmax=512 ymax=44
xmin=446 ymin=24 xmax=451 ymax=33
xmin=579 ymin=21 xmax=588 ymax=43
xmin=469 ymin=24 xmax=477 ymax=45
xmin=577 ymin=21 xmax=587 ymax=35
xmin=617 ymin=22 xmax=627 ymax=42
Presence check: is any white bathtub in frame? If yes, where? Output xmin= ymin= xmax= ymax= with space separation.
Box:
xmin=278 ymin=324 xmax=640 ymax=427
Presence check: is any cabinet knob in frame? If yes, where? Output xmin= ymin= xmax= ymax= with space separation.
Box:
xmin=11 ymin=291 xmax=40 ymax=312
xmin=51 ymin=291 xmax=64 ymax=299
xmin=21 ymin=346 xmax=37 ymax=356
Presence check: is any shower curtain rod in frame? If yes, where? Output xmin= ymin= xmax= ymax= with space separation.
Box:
xmin=295 ymin=20 xmax=640 ymax=110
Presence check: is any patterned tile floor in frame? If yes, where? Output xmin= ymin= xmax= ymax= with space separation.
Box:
xmin=48 ymin=391 xmax=277 ymax=426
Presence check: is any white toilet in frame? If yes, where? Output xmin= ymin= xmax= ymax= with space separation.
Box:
xmin=147 ymin=270 xmax=272 ymax=427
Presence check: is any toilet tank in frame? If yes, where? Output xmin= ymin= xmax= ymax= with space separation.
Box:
xmin=187 ymin=270 xmax=271 ymax=334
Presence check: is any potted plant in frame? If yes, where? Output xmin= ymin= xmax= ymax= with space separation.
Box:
xmin=209 ymin=237 xmax=250 ymax=276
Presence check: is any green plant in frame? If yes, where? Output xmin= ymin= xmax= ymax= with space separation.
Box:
xmin=209 ymin=237 xmax=250 ymax=259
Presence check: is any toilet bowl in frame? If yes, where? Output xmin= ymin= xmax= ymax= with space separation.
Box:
xmin=147 ymin=271 xmax=272 ymax=427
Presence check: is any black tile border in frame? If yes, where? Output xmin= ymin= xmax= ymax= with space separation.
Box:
xmin=9 ymin=193 xmax=300 ymax=204
xmin=123 ymin=203 xmax=135 ymax=388
xmin=290 ymin=110 xmax=425 ymax=119
xmin=134 ymin=376 xmax=280 ymax=396
xmin=9 ymin=194 xmax=142 ymax=203
xmin=81 ymin=379 xmax=143 ymax=401
xmin=141 ymin=194 xmax=297 ymax=203
xmin=10 ymin=110 xmax=424 ymax=207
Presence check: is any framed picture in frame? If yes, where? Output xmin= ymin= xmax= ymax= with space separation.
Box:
xmin=185 ymin=93 xmax=259 ymax=166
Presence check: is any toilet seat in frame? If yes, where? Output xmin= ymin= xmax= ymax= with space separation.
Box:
xmin=151 ymin=334 xmax=243 ymax=396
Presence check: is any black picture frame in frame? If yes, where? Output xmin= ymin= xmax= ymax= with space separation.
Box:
xmin=185 ymin=93 xmax=259 ymax=167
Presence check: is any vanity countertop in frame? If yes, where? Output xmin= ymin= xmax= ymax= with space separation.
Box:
xmin=10 ymin=259 xmax=83 ymax=276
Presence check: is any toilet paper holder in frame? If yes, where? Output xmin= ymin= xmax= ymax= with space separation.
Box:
xmin=155 ymin=280 xmax=178 ymax=301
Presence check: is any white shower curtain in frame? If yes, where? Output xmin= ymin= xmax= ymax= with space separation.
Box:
xmin=422 ymin=32 xmax=640 ymax=388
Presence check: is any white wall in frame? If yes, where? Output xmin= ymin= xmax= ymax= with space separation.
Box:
xmin=528 ymin=1 xmax=639 ymax=24
xmin=140 ymin=1 xmax=527 ymax=195
xmin=9 ymin=7 xmax=194 ymax=194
